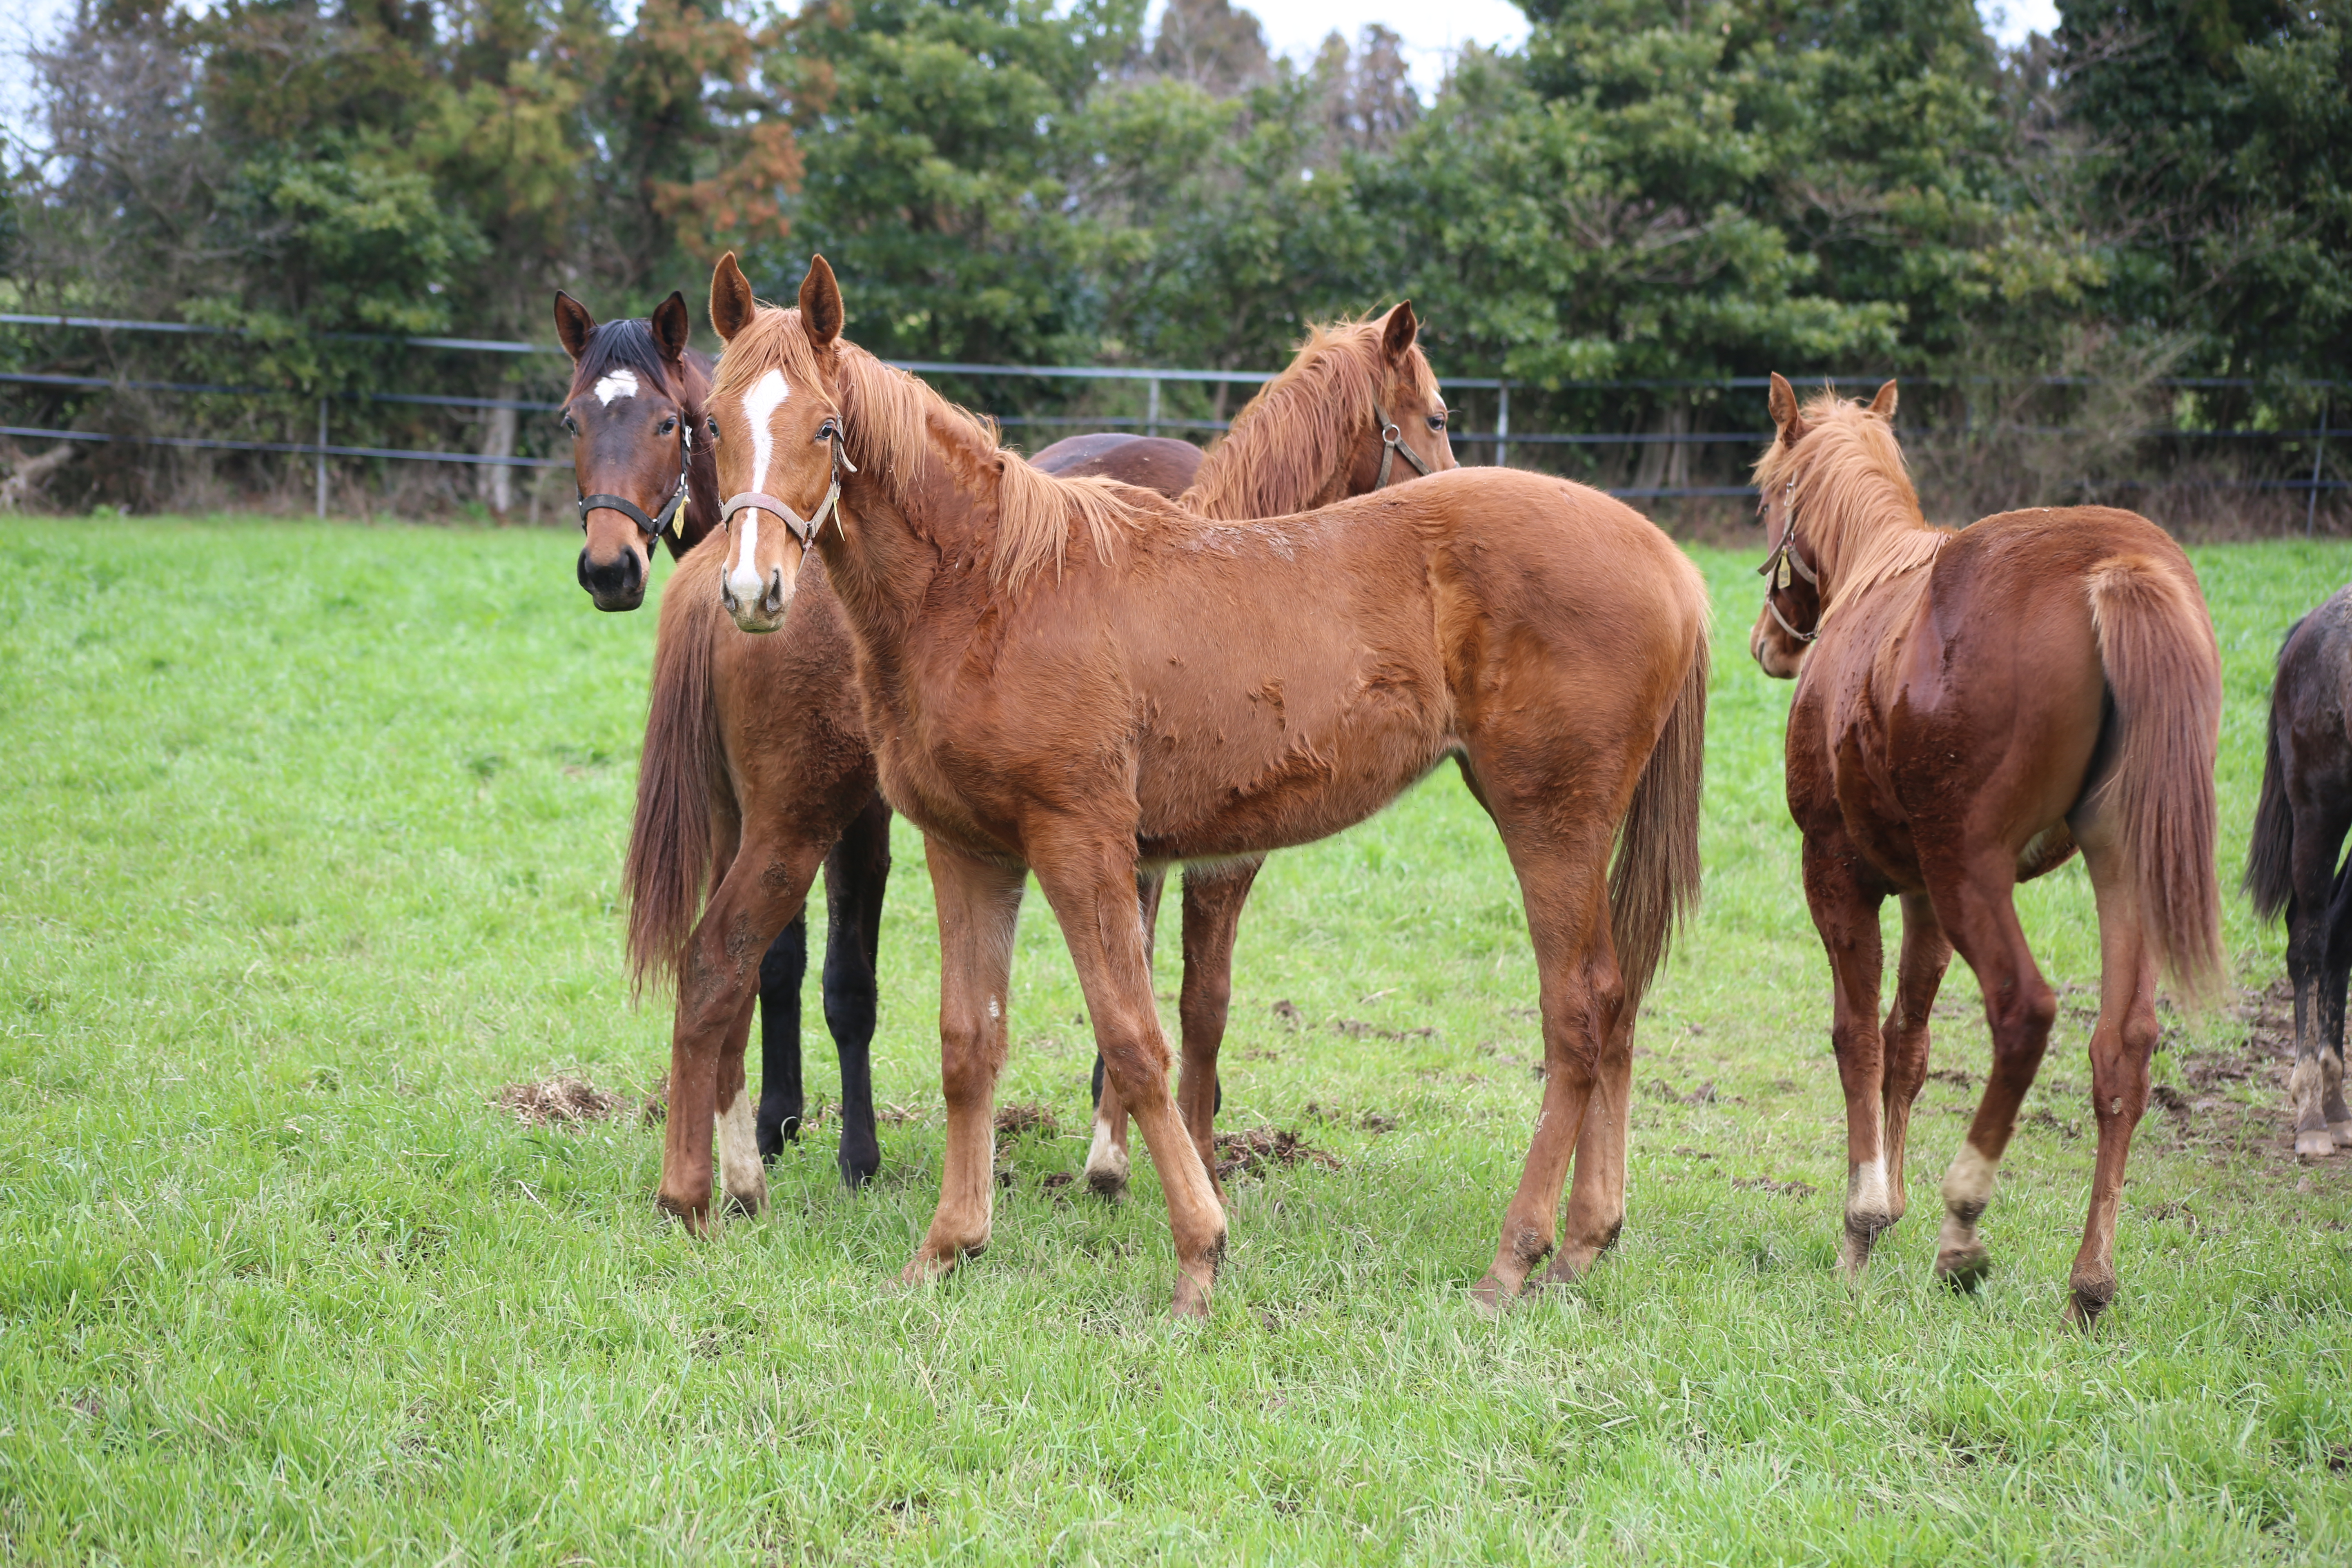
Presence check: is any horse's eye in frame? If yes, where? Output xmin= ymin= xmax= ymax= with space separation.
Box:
xmin=815 ymin=419 xmax=839 ymax=443
xmin=657 ymin=416 xmax=676 ymax=436
xmin=706 ymin=416 xmax=721 ymax=441
xmin=561 ymin=415 xmax=577 ymax=435
xmin=1427 ymin=413 xmax=1446 ymax=432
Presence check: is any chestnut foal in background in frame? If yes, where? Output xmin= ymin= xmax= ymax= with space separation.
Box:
xmin=706 ymin=254 xmax=1708 ymax=1314
xmin=1750 ymin=374 xmax=2222 ymax=1326
xmin=625 ymin=295 xmax=1454 ymax=1219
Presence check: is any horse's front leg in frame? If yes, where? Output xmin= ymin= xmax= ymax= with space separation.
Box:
xmin=902 ymin=837 xmax=1025 ymax=1284
xmin=821 ymin=794 xmax=892 ymax=1188
xmin=1083 ymin=866 xmax=1166 ymax=1199
xmin=1035 ymin=832 xmax=1226 ymax=1317
xmin=755 ymin=915 xmax=808 ymax=1161
xmin=1176 ymin=860 xmax=1259 ymax=1200
xmin=1802 ymin=831 xmax=1894 ymax=1278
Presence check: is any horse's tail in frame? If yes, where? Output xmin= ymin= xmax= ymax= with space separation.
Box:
xmin=2085 ymin=552 xmax=2225 ymax=1001
xmin=624 ymin=564 xmax=729 ymax=999
xmin=2243 ymin=618 xmax=2307 ymax=924
xmin=1610 ymin=617 xmax=1710 ymax=1011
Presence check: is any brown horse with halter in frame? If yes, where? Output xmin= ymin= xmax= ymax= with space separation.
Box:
xmin=616 ymin=292 xmax=1452 ymax=1212
xmin=1749 ymin=374 xmax=2222 ymax=1327
xmin=2246 ymin=581 xmax=2352 ymax=1156
xmin=705 ymin=254 xmax=1709 ymax=1314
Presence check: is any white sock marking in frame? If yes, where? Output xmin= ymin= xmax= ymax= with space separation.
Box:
xmin=715 ymin=1095 xmax=763 ymax=1209
xmin=1085 ymin=1114 xmax=1130 ymax=1187
xmin=592 ymin=369 xmax=638 ymax=405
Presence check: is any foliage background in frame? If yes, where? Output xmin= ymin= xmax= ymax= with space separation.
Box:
xmin=0 ymin=0 xmax=2346 ymax=522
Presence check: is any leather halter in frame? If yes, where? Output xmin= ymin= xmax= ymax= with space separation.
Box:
xmin=577 ymin=423 xmax=690 ymax=546
xmin=1757 ymin=474 xmax=1822 ymax=643
xmin=1373 ymin=401 xmax=1435 ymax=489
xmin=721 ymin=423 xmax=858 ymax=548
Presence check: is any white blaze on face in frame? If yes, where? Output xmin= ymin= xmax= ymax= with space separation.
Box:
xmin=592 ymin=368 xmax=638 ymax=406
xmin=743 ymin=368 xmax=790 ymax=492
xmin=726 ymin=511 xmax=763 ymax=606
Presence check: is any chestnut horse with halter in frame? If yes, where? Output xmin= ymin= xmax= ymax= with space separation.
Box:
xmin=2246 ymin=581 xmax=2352 ymax=1157
xmin=604 ymin=292 xmax=1451 ymax=1207
xmin=1749 ymin=374 xmax=2221 ymax=1326
xmin=706 ymin=254 xmax=1709 ymax=1314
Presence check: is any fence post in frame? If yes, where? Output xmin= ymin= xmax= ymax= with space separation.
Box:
xmin=1146 ymin=377 xmax=1160 ymax=438
xmin=1496 ymin=382 xmax=1510 ymax=468
xmin=316 ymin=397 xmax=327 ymax=519
xmin=2312 ymin=396 xmax=2329 ymax=537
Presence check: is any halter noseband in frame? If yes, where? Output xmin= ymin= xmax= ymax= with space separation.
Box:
xmin=1373 ymin=401 xmax=1435 ymax=489
xmin=721 ymin=424 xmax=858 ymax=548
xmin=1757 ymin=474 xmax=1822 ymax=644
xmin=577 ymin=422 xmax=691 ymax=546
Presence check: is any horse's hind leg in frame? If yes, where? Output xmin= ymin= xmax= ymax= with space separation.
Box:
xmin=1546 ymin=1007 xmax=1631 ymax=1283
xmin=2065 ymin=832 xmax=2162 ymax=1327
xmin=822 ymin=794 xmax=892 ymax=1188
xmin=1802 ymin=832 xmax=1896 ymax=1278
xmin=1083 ymin=868 xmax=1166 ymax=1199
xmin=1472 ymin=836 xmax=1619 ymax=1312
xmin=755 ymin=916 xmax=808 ymax=1161
xmin=2286 ymin=801 xmax=2352 ymax=1155
xmin=2321 ymin=860 xmax=2352 ymax=1141
xmin=1927 ymin=855 xmax=2058 ymax=1294
xmin=1880 ymin=892 xmax=1954 ymax=1227
xmin=1175 ymin=861 xmax=1258 ymax=1198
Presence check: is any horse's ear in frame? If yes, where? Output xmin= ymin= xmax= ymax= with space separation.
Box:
xmin=710 ymin=252 xmax=756 ymax=344
xmin=799 ymin=254 xmax=844 ymax=349
xmin=552 ymin=290 xmax=595 ymax=362
xmin=1380 ymin=300 xmax=1419 ymax=367
xmin=1868 ymin=379 xmax=1898 ymax=422
xmin=650 ymin=291 xmax=691 ymax=363
xmin=1768 ymin=372 xmax=1807 ymax=449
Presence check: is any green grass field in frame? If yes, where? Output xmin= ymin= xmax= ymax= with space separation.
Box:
xmin=1 ymin=517 xmax=2346 ymax=1565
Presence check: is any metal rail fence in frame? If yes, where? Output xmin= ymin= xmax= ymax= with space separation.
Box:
xmin=2 ymin=311 xmax=2342 ymax=523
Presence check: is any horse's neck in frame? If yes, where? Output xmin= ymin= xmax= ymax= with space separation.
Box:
xmin=1811 ymin=477 xmax=1938 ymax=615
xmin=821 ymin=464 xmax=966 ymax=677
xmin=673 ymin=354 xmax=721 ymax=555
xmin=1187 ymin=399 xmax=1359 ymax=520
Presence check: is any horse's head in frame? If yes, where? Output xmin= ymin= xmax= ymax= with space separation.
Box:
xmin=708 ymin=251 xmax=850 ymax=634
xmin=556 ymin=289 xmax=699 ymax=612
xmin=1358 ymin=301 xmax=1456 ymax=491
xmin=1748 ymin=371 xmax=1897 ymax=677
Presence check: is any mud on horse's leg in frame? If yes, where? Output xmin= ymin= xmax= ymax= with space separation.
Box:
xmin=755 ymin=915 xmax=808 ymax=1161
xmin=822 ymin=795 xmax=892 ymax=1188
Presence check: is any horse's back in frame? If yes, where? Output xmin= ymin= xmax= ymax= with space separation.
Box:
xmin=2276 ymin=582 xmax=2352 ymax=736
xmin=1031 ymin=433 xmax=1203 ymax=498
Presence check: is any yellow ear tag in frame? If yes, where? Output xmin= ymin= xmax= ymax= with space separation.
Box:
xmin=1776 ymin=555 xmax=1792 ymax=590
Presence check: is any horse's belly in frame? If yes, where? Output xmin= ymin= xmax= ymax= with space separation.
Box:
xmin=1135 ymin=705 xmax=1452 ymax=860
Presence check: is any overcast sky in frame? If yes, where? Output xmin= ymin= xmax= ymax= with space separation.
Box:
xmin=2 ymin=1 xmax=2065 ymax=156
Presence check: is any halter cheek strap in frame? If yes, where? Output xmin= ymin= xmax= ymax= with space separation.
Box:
xmin=1757 ymin=475 xmax=1822 ymax=643
xmin=1372 ymin=401 xmax=1435 ymax=489
xmin=577 ymin=424 xmax=691 ymax=545
xmin=721 ymin=428 xmax=858 ymax=547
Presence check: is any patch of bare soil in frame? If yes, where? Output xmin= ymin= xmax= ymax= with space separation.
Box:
xmin=993 ymin=1102 xmax=1059 ymax=1138
xmin=1270 ymin=1000 xmax=1435 ymax=1042
xmin=2151 ymin=976 xmax=2321 ymax=1166
xmin=1303 ymin=1102 xmax=1399 ymax=1133
xmin=1732 ymin=1176 xmax=1817 ymax=1199
xmin=1214 ymin=1127 xmax=1339 ymax=1183
xmin=496 ymin=1076 xmax=627 ymax=1127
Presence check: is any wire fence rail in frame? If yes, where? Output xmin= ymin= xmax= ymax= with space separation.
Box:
xmin=2 ymin=311 xmax=2342 ymax=519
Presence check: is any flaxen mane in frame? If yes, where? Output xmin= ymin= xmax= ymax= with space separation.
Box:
xmin=1752 ymin=389 xmax=1949 ymax=619
xmin=1183 ymin=318 xmax=1432 ymax=521
xmin=714 ymin=303 xmax=1170 ymax=590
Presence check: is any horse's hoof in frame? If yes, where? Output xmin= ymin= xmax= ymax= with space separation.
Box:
xmin=655 ymin=1192 xmax=714 ymax=1237
xmin=1936 ymin=1244 xmax=1991 ymax=1293
xmin=719 ymin=1188 xmax=764 ymax=1221
xmin=2294 ymin=1127 xmax=2339 ymax=1158
xmin=1170 ymin=1273 xmax=1212 ymax=1319
xmin=2331 ymin=1119 xmax=2352 ymax=1144
xmin=1085 ymin=1166 xmax=1129 ymax=1202
xmin=2065 ymin=1275 xmax=2116 ymax=1330
xmin=1469 ymin=1271 xmax=1519 ymax=1317
xmin=1541 ymin=1245 xmax=1605 ymax=1286
xmin=1840 ymin=1214 xmax=1891 ymax=1280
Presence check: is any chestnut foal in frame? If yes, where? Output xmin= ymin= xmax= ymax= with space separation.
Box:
xmin=631 ymin=297 xmax=1452 ymax=1223
xmin=1750 ymin=375 xmax=2222 ymax=1326
xmin=706 ymin=255 xmax=1709 ymax=1314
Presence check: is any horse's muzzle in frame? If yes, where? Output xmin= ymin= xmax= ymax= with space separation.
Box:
xmin=719 ymin=565 xmax=791 ymax=633
xmin=578 ymin=545 xmax=646 ymax=612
